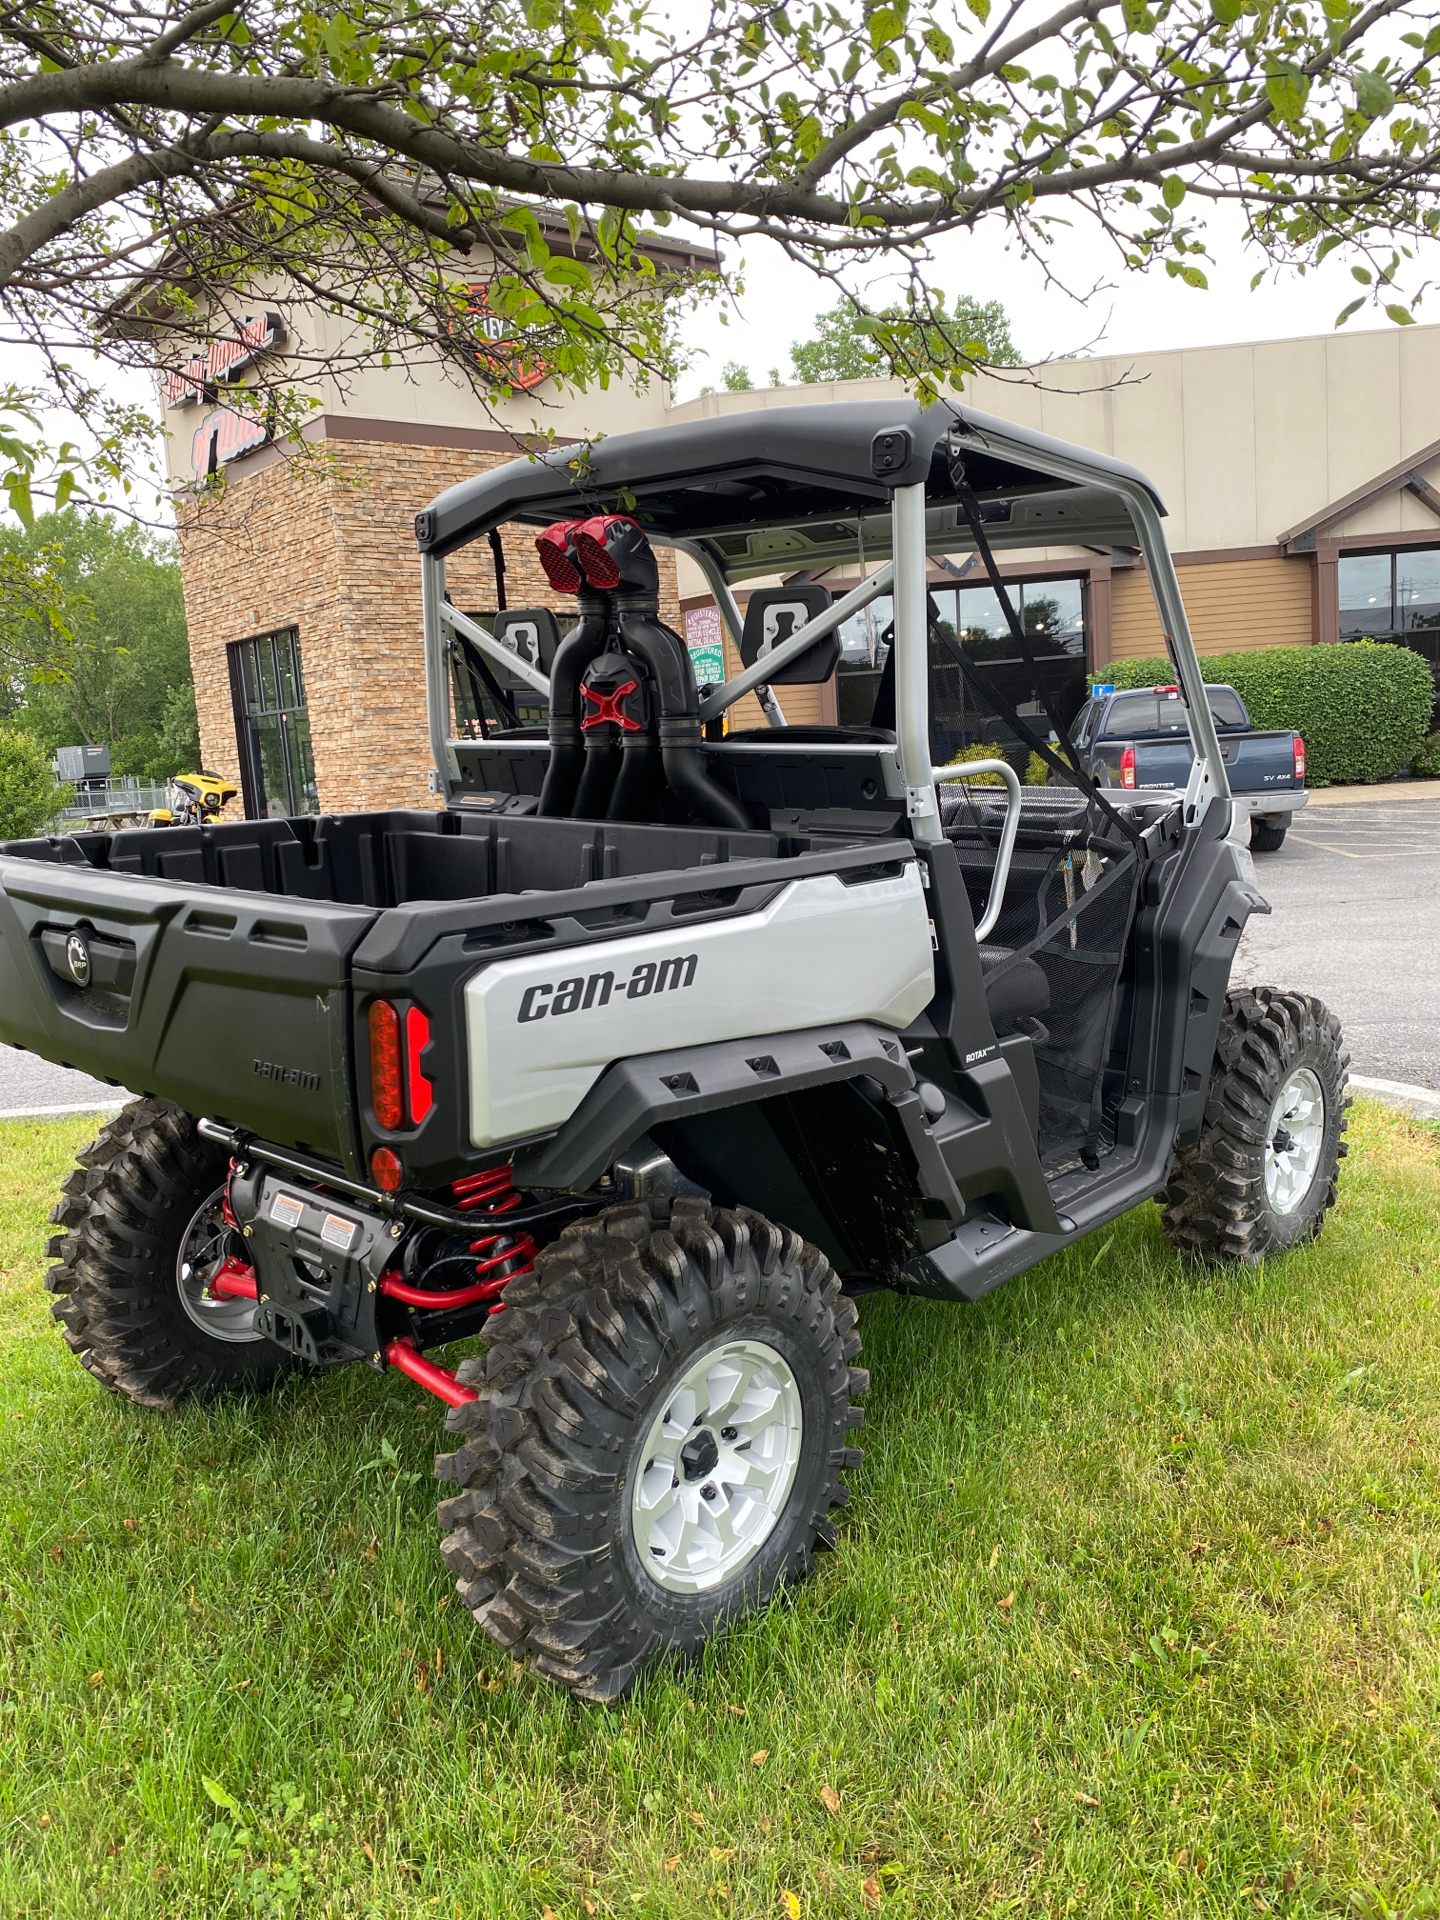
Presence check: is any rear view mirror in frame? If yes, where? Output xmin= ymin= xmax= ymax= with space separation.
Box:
xmin=739 ymin=584 xmax=840 ymax=685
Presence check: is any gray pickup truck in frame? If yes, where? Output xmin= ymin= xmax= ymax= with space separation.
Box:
xmin=1072 ymin=683 xmax=1307 ymax=851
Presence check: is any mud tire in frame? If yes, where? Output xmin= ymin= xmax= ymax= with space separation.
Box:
xmin=434 ymin=1196 xmax=866 ymax=1703
xmin=45 ymin=1096 xmax=292 ymax=1408
xmin=1161 ymin=988 xmax=1349 ymax=1265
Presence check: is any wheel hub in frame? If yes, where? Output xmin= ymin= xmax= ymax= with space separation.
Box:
xmin=176 ymin=1185 xmax=266 ymax=1345
xmin=630 ymin=1338 xmax=804 ymax=1595
xmin=1263 ymin=1067 xmax=1326 ymax=1216
xmin=680 ymin=1427 xmax=720 ymax=1481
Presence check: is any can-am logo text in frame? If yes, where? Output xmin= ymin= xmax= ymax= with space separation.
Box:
xmin=518 ymin=954 xmax=698 ymax=1023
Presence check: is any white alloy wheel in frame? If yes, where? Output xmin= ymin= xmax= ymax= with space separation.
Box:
xmin=631 ymin=1338 xmax=804 ymax=1595
xmin=1264 ymin=1066 xmax=1327 ymax=1215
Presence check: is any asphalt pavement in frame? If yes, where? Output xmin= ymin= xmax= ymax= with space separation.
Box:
xmin=0 ymin=789 xmax=1434 ymax=1116
xmin=1234 ymin=794 xmax=1440 ymax=1090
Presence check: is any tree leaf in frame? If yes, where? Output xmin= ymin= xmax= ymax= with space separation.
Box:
xmin=779 ymin=1892 xmax=802 ymax=1920
xmin=1162 ymin=175 xmax=1186 ymax=208
xmin=820 ymin=1784 xmax=841 ymax=1813
xmin=1354 ymin=70 xmax=1396 ymax=119
xmin=1385 ymin=304 xmax=1416 ymax=325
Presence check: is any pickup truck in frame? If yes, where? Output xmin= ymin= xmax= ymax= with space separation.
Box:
xmin=1071 ymin=683 xmax=1307 ymax=850
xmin=0 ymin=400 xmax=1348 ymax=1706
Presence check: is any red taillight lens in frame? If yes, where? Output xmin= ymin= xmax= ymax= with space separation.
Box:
xmin=1293 ymin=734 xmax=1306 ymax=779
xmin=370 ymin=1146 xmax=404 ymax=1192
xmin=405 ymin=1007 xmax=433 ymax=1122
xmin=1120 ymin=745 xmax=1136 ymax=790
xmin=535 ymin=520 xmax=583 ymax=592
xmin=368 ymin=999 xmax=403 ymax=1129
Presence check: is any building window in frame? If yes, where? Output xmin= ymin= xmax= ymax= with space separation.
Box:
xmin=835 ymin=574 xmax=1089 ymax=755
xmin=1339 ymin=547 xmax=1440 ymax=646
xmin=1339 ymin=547 xmax=1440 ymax=719
xmin=229 ymin=629 xmax=318 ymax=818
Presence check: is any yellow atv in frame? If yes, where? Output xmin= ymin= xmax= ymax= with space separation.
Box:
xmin=147 ymin=772 xmax=239 ymax=828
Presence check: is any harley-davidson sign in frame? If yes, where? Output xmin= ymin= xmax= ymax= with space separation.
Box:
xmin=165 ymin=312 xmax=287 ymax=408
xmin=468 ymin=284 xmax=550 ymax=392
xmin=190 ymin=406 xmax=269 ymax=477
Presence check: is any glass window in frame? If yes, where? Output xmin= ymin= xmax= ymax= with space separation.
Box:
xmin=1102 ymin=692 xmax=1188 ymax=738
xmin=229 ymin=629 xmax=319 ymax=819
xmin=1398 ymin=550 xmax=1440 ymax=634
xmin=835 ymin=571 xmax=1089 ymax=754
xmin=1206 ymin=688 xmax=1248 ymax=729
xmin=1336 ymin=549 xmax=1440 ymax=639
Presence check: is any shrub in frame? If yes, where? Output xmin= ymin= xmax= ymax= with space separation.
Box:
xmin=1414 ymin=731 xmax=1440 ymax=779
xmin=941 ymin=740 xmax=1007 ymax=786
xmin=1091 ymin=643 xmax=1432 ymax=785
xmin=0 ymin=727 xmax=68 ymax=840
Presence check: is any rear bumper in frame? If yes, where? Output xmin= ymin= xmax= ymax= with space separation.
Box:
xmin=1229 ymin=788 xmax=1308 ymax=821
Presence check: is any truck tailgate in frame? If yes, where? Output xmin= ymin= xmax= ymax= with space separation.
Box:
xmin=0 ymin=858 xmax=378 ymax=1167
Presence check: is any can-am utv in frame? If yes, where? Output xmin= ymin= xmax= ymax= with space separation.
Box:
xmin=0 ymin=401 xmax=1348 ymax=1700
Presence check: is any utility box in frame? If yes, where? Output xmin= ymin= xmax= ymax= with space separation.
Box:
xmin=54 ymin=744 xmax=110 ymax=786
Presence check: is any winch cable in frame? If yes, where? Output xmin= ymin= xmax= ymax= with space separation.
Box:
xmin=949 ymin=465 xmax=1141 ymax=847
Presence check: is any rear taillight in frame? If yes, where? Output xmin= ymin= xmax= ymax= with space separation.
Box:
xmin=368 ymin=999 xmax=403 ymax=1129
xmin=370 ymin=1147 xmax=404 ymax=1192
xmin=369 ymin=999 xmax=433 ymax=1129
xmin=406 ymin=1007 xmax=433 ymax=1122
xmin=1293 ymin=734 xmax=1306 ymax=779
xmin=1120 ymin=745 xmax=1136 ymax=790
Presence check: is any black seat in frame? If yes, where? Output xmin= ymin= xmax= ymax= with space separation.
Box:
xmin=978 ymin=943 xmax=1050 ymax=1036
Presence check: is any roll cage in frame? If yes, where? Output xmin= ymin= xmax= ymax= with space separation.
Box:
xmin=413 ymin=397 xmax=1232 ymax=841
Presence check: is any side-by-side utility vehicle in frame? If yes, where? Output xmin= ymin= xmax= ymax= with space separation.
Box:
xmin=0 ymin=403 xmax=1349 ymax=1701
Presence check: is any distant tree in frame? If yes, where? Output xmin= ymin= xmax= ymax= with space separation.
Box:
xmin=0 ymin=512 xmax=196 ymax=779
xmin=792 ymin=298 xmax=1022 ymax=384
xmin=0 ymin=727 xmax=67 ymax=839
xmin=721 ymin=362 xmax=756 ymax=391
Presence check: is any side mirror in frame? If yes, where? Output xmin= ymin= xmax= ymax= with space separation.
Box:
xmin=739 ymin=583 xmax=839 ymax=685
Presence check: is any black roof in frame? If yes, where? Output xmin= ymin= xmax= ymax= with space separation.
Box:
xmin=415 ymin=397 xmax=1165 ymax=560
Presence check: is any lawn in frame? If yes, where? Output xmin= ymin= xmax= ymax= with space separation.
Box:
xmin=3 ymin=1103 xmax=1440 ymax=1919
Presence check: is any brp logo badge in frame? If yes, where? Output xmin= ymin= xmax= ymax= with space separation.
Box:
xmin=64 ymin=931 xmax=91 ymax=987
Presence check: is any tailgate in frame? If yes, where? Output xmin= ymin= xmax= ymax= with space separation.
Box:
xmin=0 ymin=857 xmax=378 ymax=1168
xmin=1225 ymin=734 xmax=1301 ymax=790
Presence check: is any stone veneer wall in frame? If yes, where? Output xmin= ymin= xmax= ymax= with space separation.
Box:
xmin=177 ymin=434 xmax=682 ymax=816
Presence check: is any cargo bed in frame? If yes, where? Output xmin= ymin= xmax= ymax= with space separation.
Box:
xmin=0 ymin=808 xmax=900 ymax=1182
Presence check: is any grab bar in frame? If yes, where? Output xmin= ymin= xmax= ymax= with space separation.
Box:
xmin=936 ymin=759 xmax=1022 ymax=942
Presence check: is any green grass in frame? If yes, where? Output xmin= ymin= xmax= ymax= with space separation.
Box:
xmin=4 ymin=1107 xmax=1440 ymax=1919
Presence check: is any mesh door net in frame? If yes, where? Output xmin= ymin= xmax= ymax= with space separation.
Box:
xmin=940 ymin=781 xmax=1140 ymax=1168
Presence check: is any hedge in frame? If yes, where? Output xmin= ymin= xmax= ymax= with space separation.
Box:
xmin=0 ymin=728 xmax=68 ymax=842
xmin=1091 ymin=642 xmax=1433 ymax=785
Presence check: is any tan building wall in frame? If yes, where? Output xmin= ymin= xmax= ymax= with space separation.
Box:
xmin=1110 ymin=553 xmax=1316 ymax=661
xmin=668 ymin=325 xmax=1440 ymax=557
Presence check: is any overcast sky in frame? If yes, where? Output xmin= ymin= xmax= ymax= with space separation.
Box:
xmin=672 ymin=203 xmax=1440 ymax=399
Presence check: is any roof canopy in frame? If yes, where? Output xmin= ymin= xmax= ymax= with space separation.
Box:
xmin=416 ymin=398 xmax=1166 ymax=570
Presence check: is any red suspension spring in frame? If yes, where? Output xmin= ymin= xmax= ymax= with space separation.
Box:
xmin=377 ymin=1164 xmax=535 ymax=1315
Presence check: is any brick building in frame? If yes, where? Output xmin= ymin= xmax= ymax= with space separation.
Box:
xmin=163 ymin=307 xmax=1440 ymax=816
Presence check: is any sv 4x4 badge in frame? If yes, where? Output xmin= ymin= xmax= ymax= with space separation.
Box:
xmin=517 ymin=953 xmax=698 ymax=1023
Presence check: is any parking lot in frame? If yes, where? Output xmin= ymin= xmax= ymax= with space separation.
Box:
xmin=1235 ymin=791 xmax=1440 ymax=1090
